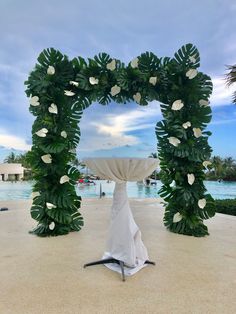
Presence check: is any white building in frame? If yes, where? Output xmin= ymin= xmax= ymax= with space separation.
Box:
xmin=0 ymin=163 xmax=25 ymax=181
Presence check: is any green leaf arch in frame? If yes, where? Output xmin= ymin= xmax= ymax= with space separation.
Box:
xmin=25 ymin=43 xmax=215 ymax=237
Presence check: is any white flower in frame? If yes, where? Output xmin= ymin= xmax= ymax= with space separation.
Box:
xmin=47 ymin=66 xmax=55 ymax=75
xmin=69 ymin=81 xmax=79 ymax=86
xmin=64 ymin=90 xmax=75 ymax=96
xmin=182 ymin=121 xmax=191 ymax=129
xmin=35 ymin=128 xmax=48 ymax=137
xmin=89 ymin=77 xmax=99 ymax=85
xmin=133 ymin=92 xmax=141 ymax=103
xmin=110 ymin=85 xmax=121 ymax=96
xmin=171 ymin=99 xmax=184 ymax=111
xmin=168 ymin=137 xmax=181 ymax=147
xmin=30 ymin=95 xmax=40 ymax=106
xmin=170 ymin=180 xmax=175 ymax=187
xmin=198 ymin=198 xmax=206 ymax=209
xmin=49 ymin=222 xmax=55 ymax=230
xmin=31 ymin=192 xmax=40 ymax=199
xmin=199 ymin=99 xmax=209 ymax=106
xmin=41 ymin=154 xmax=52 ymax=164
xmin=203 ymin=160 xmax=212 ymax=168
xmin=187 ymin=173 xmax=195 ymax=185
xmin=186 ymin=68 xmax=198 ymax=79
xmin=193 ymin=128 xmax=202 ymax=138
xmin=106 ymin=59 xmax=116 ymax=71
xmin=46 ymin=202 xmax=56 ymax=209
xmin=189 ymin=56 xmax=196 ymax=63
xmin=60 ymin=175 xmax=70 ymax=184
xmin=130 ymin=57 xmax=139 ymax=68
xmin=48 ymin=103 xmax=58 ymax=114
xmin=173 ymin=212 xmax=183 ymax=223
xmin=149 ymin=77 xmax=157 ymax=86
xmin=61 ymin=131 xmax=67 ymax=138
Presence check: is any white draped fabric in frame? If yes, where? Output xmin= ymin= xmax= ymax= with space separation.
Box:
xmin=83 ymin=158 xmax=159 ymax=275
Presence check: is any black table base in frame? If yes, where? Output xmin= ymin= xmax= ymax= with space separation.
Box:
xmin=83 ymin=258 xmax=155 ymax=281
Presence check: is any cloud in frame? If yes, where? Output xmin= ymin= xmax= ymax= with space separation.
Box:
xmin=210 ymin=76 xmax=235 ymax=106
xmin=0 ymin=130 xmax=31 ymax=151
xmin=78 ymin=101 xmax=161 ymax=152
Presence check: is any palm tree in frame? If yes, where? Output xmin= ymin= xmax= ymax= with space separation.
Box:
xmin=225 ymin=65 xmax=236 ymax=104
xmin=211 ymin=156 xmax=224 ymax=178
xmin=223 ymin=157 xmax=235 ymax=169
xmin=4 ymin=152 xmax=18 ymax=163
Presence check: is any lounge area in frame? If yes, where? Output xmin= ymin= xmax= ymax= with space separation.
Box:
xmin=0 ymin=198 xmax=235 ymax=314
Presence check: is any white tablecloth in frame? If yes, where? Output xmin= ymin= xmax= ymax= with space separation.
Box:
xmin=83 ymin=157 xmax=159 ymax=276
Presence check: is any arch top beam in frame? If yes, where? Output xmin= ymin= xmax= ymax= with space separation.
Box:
xmin=25 ymin=43 xmax=215 ymax=237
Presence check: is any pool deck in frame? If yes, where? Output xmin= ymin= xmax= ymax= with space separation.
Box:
xmin=0 ymin=198 xmax=236 ymax=314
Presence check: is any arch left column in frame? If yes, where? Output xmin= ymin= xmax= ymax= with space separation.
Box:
xmin=25 ymin=48 xmax=84 ymax=236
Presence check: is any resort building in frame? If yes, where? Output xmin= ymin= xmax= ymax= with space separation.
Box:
xmin=0 ymin=163 xmax=25 ymax=181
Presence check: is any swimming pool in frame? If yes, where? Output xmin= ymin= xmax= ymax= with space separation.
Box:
xmin=0 ymin=180 xmax=235 ymax=201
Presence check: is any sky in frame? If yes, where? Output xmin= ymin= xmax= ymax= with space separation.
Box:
xmin=0 ymin=0 xmax=236 ymax=162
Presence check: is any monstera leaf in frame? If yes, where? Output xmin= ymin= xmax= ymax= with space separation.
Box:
xmin=173 ymin=43 xmax=200 ymax=68
xmin=70 ymin=211 xmax=84 ymax=231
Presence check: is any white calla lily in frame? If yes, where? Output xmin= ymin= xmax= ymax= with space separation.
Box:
xmin=199 ymin=99 xmax=209 ymax=106
xmin=49 ymin=222 xmax=55 ymax=230
xmin=64 ymin=90 xmax=75 ymax=96
xmin=168 ymin=137 xmax=181 ymax=147
xmin=47 ymin=66 xmax=55 ymax=75
xmin=61 ymin=131 xmax=67 ymax=138
xmin=46 ymin=202 xmax=57 ymax=209
xmin=187 ymin=173 xmax=195 ymax=185
xmin=203 ymin=160 xmax=212 ymax=168
xmin=193 ymin=128 xmax=202 ymax=138
xmin=186 ymin=68 xmax=198 ymax=79
xmin=89 ymin=77 xmax=99 ymax=85
xmin=31 ymin=192 xmax=40 ymax=199
xmin=182 ymin=121 xmax=191 ymax=129
xmin=41 ymin=154 xmax=52 ymax=164
xmin=110 ymin=85 xmax=121 ymax=96
xmin=133 ymin=92 xmax=141 ymax=103
xmin=48 ymin=103 xmax=58 ymax=114
xmin=130 ymin=57 xmax=139 ymax=68
xmin=30 ymin=95 xmax=40 ymax=106
xmin=173 ymin=212 xmax=183 ymax=223
xmin=149 ymin=77 xmax=157 ymax=86
xmin=170 ymin=180 xmax=175 ymax=187
xmin=189 ymin=56 xmax=196 ymax=63
xmin=198 ymin=198 xmax=206 ymax=209
xmin=35 ymin=128 xmax=48 ymax=137
xmin=60 ymin=175 xmax=70 ymax=184
xmin=171 ymin=99 xmax=184 ymax=111
xmin=69 ymin=81 xmax=79 ymax=86
xmin=106 ymin=59 xmax=116 ymax=71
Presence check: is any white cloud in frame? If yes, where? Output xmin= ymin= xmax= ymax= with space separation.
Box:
xmin=0 ymin=130 xmax=31 ymax=151
xmin=210 ymin=76 xmax=235 ymax=106
xmin=78 ymin=101 xmax=162 ymax=152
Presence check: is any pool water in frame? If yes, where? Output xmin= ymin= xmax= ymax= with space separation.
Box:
xmin=0 ymin=180 xmax=235 ymax=201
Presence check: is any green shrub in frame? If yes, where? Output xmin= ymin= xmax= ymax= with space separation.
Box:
xmin=214 ymin=199 xmax=236 ymax=216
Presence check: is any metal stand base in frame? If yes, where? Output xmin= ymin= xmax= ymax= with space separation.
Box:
xmin=83 ymin=258 xmax=155 ymax=281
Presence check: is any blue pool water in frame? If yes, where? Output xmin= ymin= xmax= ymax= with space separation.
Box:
xmin=0 ymin=180 xmax=235 ymax=201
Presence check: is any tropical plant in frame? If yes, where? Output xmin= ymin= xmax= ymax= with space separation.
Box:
xmin=225 ymin=64 xmax=236 ymax=104
xmin=4 ymin=152 xmax=19 ymax=163
xmin=25 ymin=43 xmax=215 ymax=237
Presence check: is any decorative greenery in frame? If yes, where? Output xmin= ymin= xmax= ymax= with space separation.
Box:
xmin=214 ymin=199 xmax=236 ymax=216
xmin=25 ymin=43 xmax=215 ymax=237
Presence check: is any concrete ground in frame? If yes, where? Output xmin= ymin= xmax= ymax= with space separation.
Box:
xmin=0 ymin=198 xmax=235 ymax=314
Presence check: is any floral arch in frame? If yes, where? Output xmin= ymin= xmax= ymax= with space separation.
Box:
xmin=25 ymin=43 xmax=215 ymax=238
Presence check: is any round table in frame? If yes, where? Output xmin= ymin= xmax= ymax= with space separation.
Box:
xmin=83 ymin=157 xmax=159 ymax=281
